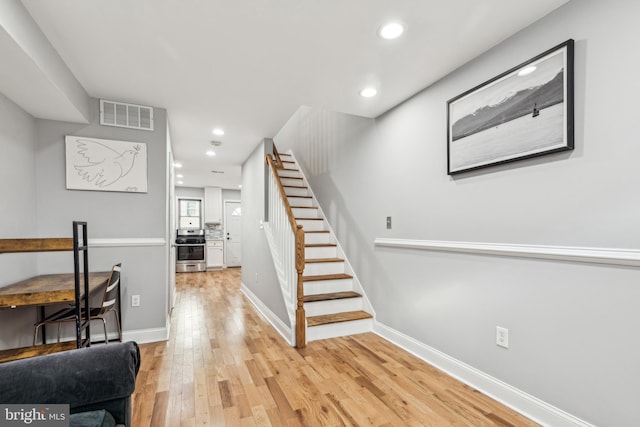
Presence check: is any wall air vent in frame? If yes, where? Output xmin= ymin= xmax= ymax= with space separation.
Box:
xmin=100 ymin=99 xmax=154 ymax=131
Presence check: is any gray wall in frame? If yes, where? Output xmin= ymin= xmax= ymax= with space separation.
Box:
xmin=32 ymin=98 xmax=168 ymax=339
xmin=241 ymin=140 xmax=289 ymax=327
xmin=275 ymin=1 xmax=640 ymax=425
xmin=0 ymin=94 xmax=40 ymax=348
xmin=0 ymin=96 xmax=165 ymax=348
xmin=176 ymin=187 xmax=204 ymax=200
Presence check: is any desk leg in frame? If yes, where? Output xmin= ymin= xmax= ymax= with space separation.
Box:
xmin=117 ymin=279 xmax=123 ymax=341
xmin=39 ymin=306 xmax=47 ymax=344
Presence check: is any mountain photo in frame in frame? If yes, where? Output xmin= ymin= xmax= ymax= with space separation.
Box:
xmin=447 ymin=39 xmax=574 ymax=175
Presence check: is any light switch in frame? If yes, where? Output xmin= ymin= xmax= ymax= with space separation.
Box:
xmin=386 ymin=216 xmax=392 ymax=229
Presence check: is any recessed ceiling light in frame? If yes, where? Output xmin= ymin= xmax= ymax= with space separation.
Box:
xmin=174 ymin=162 xmax=183 ymax=168
xmin=360 ymin=87 xmax=378 ymax=98
xmin=176 ymin=174 xmax=183 ymax=178
xmin=518 ymin=66 xmax=537 ymax=77
xmin=206 ymin=150 xmax=216 ymax=156
xmin=238 ymin=184 xmax=242 ymax=189
xmin=177 ymin=181 xmax=184 ymax=185
xmin=379 ymin=22 xmax=404 ymax=40
xmin=212 ymin=128 xmax=224 ymax=136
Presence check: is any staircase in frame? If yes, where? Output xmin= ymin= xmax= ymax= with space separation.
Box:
xmin=265 ymin=151 xmax=373 ymax=345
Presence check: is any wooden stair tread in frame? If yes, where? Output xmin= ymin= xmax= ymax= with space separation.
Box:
xmin=303 ymin=273 xmax=352 ymax=282
xmin=304 ymin=230 xmax=329 ymax=234
xmin=296 ymin=217 xmax=323 ymax=221
xmin=305 ymin=243 xmax=337 ymax=248
xmin=283 ymin=185 xmax=308 ymax=189
xmin=303 ymin=291 xmax=361 ymax=303
xmin=291 ymin=206 xmax=318 ymax=209
xmin=305 ymin=257 xmax=344 ymax=264
xmin=307 ymin=310 xmax=373 ymax=327
xmin=0 ymin=341 xmax=77 ymax=364
xmin=287 ymin=195 xmax=313 ymax=199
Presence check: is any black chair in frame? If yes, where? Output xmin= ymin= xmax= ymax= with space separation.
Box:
xmin=34 ymin=263 xmax=123 ymax=344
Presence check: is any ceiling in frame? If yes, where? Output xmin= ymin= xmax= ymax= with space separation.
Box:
xmin=13 ymin=0 xmax=569 ymax=189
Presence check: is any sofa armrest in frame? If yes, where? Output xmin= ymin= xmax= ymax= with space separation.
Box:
xmin=0 ymin=342 xmax=140 ymax=425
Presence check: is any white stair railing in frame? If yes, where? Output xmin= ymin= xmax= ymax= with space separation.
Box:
xmin=264 ymin=153 xmax=306 ymax=347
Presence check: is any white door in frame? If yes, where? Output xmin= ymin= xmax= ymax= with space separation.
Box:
xmin=224 ymin=201 xmax=241 ymax=267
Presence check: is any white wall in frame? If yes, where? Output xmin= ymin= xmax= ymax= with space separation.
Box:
xmin=275 ymin=1 xmax=640 ymax=425
xmin=240 ymin=139 xmax=290 ymax=327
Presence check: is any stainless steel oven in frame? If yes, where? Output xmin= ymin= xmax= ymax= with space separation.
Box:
xmin=176 ymin=229 xmax=206 ymax=273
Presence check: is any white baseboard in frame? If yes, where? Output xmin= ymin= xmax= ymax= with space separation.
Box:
xmin=373 ymin=322 xmax=594 ymax=427
xmin=241 ymin=282 xmax=294 ymax=346
xmin=122 ymin=323 xmax=169 ymax=344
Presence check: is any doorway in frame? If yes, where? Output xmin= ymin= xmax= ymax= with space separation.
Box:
xmin=224 ymin=200 xmax=241 ymax=267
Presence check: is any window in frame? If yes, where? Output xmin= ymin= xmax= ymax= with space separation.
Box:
xmin=178 ymin=198 xmax=202 ymax=229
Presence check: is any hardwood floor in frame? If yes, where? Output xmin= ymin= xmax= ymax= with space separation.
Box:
xmin=131 ymin=269 xmax=538 ymax=426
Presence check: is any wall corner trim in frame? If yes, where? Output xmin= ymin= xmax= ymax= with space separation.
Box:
xmin=374 ymin=238 xmax=640 ymax=267
xmin=373 ymin=322 xmax=595 ymax=427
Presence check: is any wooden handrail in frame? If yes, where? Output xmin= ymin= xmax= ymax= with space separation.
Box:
xmin=273 ymin=144 xmax=284 ymax=169
xmin=0 ymin=238 xmax=74 ymax=254
xmin=266 ymin=154 xmax=298 ymax=232
xmin=266 ymin=152 xmax=306 ymax=348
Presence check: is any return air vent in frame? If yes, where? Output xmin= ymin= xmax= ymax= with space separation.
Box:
xmin=100 ymin=99 xmax=154 ymax=131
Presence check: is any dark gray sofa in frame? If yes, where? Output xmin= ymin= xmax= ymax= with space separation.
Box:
xmin=0 ymin=341 xmax=140 ymax=427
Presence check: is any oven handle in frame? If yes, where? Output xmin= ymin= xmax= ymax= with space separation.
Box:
xmin=175 ymin=243 xmax=206 ymax=247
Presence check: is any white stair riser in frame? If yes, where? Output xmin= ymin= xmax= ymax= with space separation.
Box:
xmin=304 ymin=297 xmax=363 ymax=317
xmin=305 ymin=246 xmax=337 ymax=259
xmin=304 ymin=233 xmax=333 ymax=245
xmin=284 ymin=187 xmax=309 ymax=197
xmin=306 ymin=318 xmax=373 ymax=342
xmin=280 ymin=177 xmax=305 ymax=186
xmin=287 ymin=197 xmax=313 ymax=207
xmin=304 ymin=261 xmax=344 ymax=276
xmin=292 ymin=207 xmax=320 ymax=218
xmin=304 ymin=278 xmax=353 ymax=295
xmin=297 ymin=219 xmax=325 ymax=231
xmin=277 ymin=169 xmax=301 ymax=178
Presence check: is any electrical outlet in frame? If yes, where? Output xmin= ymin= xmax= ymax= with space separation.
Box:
xmin=496 ymin=326 xmax=509 ymax=348
xmin=386 ymin=216 xmax=392 ymax=229
xmin=131 ymin=295 xmax=141 ymax=307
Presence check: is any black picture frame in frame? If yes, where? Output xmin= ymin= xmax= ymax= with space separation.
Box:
xmin=447 ymin=39 xmax=574 ymax=175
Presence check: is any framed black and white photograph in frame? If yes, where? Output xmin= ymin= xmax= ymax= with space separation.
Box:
xmin=65 ymin=135 xmax=148 ymax=193
xmin=447 ymin=39 xmax=574 ymax=175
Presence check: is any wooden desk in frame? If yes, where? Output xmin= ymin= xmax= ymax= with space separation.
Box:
xmin=0 ymin=272 xmax=112 ymax=363
xmin=0 ymin=272 xmax=110 ymax=309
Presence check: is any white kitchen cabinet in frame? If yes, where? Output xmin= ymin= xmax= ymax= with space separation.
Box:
xmin=206 ymin=240 xmax=224 ymax=269
xmin=204 ymin=187 xmax=222 ymax=224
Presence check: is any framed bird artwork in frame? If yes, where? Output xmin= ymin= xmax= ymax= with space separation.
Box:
xmin=65 ymin=135 xmax=148 ymax=193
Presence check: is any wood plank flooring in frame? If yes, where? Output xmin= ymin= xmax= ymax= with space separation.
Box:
xmin=131 ymin=269 xmax=539 ymax=426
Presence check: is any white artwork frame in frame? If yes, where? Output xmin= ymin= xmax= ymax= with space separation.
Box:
xmin=65 ymin=135 xmax=148 ymax=193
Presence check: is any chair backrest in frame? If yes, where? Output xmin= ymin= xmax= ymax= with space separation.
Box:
xmin=100 ymin=263 xmax=121 ymax=311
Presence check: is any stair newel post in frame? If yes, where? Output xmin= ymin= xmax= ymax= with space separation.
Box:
xmin=295 ymin=224 xmax=306 ymax=348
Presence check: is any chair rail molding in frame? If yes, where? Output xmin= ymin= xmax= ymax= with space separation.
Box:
xmin=374 ymin=238 xmax=640 ymax=267
xmin=88 ymin=238 xmax=166 ymax=248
